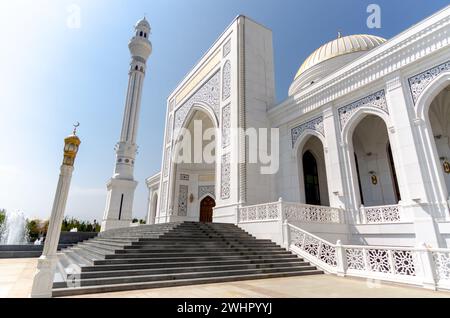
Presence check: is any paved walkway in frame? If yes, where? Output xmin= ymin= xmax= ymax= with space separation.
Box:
xmin=1 ymin=258 xmax=450 ymax=298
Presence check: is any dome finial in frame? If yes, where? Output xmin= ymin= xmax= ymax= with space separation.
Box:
xmin=337 ymin=30 xmax=342 ymax=38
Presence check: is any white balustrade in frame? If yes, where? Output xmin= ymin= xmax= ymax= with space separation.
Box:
xmin=287 ymin=223 xmax=450 ymax=291
xmin=360 ymin=204 xmax=402 ymax=224
xmin=238 ymin=200 xmax=344 ymax=224
xmin=283 ymin=202 xmax=344 ymax=224
xmin=238 ymin=201 xmax=281 ymax=223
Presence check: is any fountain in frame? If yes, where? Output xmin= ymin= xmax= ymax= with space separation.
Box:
xmin=0 ymin=210 xmax=29 ymax=245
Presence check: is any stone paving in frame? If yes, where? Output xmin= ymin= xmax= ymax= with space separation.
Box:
xmin=1 ymin=258 xmax=450 ymax=298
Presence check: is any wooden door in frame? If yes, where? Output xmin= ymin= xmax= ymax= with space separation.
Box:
xmin=200 ymin=196 xmax=215 ymax=223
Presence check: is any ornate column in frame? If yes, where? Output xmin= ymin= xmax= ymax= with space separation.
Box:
xmin=30 ymin=126 xmax=81 ymax=298
xmin=322 ymin=106 xmax=348 ymax=211
xmin=385 ymin=73 xmax=442 ymax=247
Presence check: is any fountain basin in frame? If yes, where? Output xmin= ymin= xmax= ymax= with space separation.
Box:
xmin=0 ymin=232 xmax=98 ymax=258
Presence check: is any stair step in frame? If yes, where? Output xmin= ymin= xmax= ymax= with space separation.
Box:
xmin=52 ymin=270 xmax=323 ymax=297
xmin=118 ymin=247 xmax=285 ymax=253
xmin=105 ymin=250 xmax=292 ymax=259
xmin=54 ymin=265 xmax=318 ymax=288
xmin=79 ymin=262 xmax=313 ymax=279
xmin=53 ymin=221 xmax=322 ymax=296
xmin=95 ymin=254 xmax=299 ymax=265
xmin=82 ymin=257 xmax=306 ymax=272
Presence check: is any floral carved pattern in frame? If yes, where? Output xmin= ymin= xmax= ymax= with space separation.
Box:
xmin=177 ymin=185 xmax=188 ymax=216
xmin=393 ymin=250 xmax=416 ymax=276
xmin=320 ymin=244 xmax=337 ymax=266
xmin=434 ymin=252 xmax=450 ymax=280
xmin=409 ymin=60 xmax=450 ymax=105
xmin=283 ymin=203 xmax=342 ymax=223
xmin=174 ymin=71 xmax=220 ymax=137
xmin=221 ymin=153 xmax=231 ymax=199
xmin=222 ymin=104 xmax=231 ymax=148
xmin=291 ymin=116 xmax=324 ymax=148
xmin=239 ymin=203 xmax=280 ymax=222
xmin=198 ymin=185 xmax=215 ymax=199
xmin=166 ymin=115 xmax=173 ymax=144
xmin=303 ymin=236 xmax=319 ymax=257
xmin=163 ymin=147 xmax=171 ymax=178
xmin=363 ymin=205 xmax=401 ymax=224
xmin=367 ymin=249 xmax=391 ymax=273
xmin=223 ymin=39 xmax=231 ymax=58
xmin=338 ymin=90 xmax=388 ymax=130
xmin=346 ymin=249 xmax=365 ymax=271
xmin=222 ymin=60 xmax=231 ymax=101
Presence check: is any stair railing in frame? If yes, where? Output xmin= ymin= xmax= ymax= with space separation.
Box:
xmin=285 ymin=223 xmax=450 ymax=291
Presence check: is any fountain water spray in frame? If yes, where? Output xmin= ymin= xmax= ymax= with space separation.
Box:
xmin=0 ymin=210 xmax=29 ymax=245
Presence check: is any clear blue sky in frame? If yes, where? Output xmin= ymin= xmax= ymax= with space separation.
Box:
xmin=0 ymin=0 xmax=448 ymax=222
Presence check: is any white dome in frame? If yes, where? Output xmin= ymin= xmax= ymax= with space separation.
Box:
xmin=135 ymin=17 xmax=150 ymax=31
xmin=294 ymin=34 xmax=386 ymax=80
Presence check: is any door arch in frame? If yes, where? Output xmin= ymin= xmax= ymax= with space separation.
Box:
xmin=303 ymin=151 xmax=321 ymax=205
xmin=200 ymin=196 xmax=216 ymax=223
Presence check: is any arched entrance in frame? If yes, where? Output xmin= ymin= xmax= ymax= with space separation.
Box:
xmin=200 ymin=196 xmax=216 ymax=223
xmin=351 ymin=114 xmax=401 ymax=207
xmin=303 ymin=151 xmax=321 ymax=205
xmin=168 ymin=107 xmax=218 ymax=221
xmin=428 ymin=85 xmax=450 ymax=200
xmin=296 ymin=135 xmax=330 ymax=206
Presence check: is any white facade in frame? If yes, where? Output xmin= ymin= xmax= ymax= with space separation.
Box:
xmin=146 ymin=7 xmax=450 ymax=250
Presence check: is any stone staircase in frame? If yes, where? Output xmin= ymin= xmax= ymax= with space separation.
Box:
xmin=52 ymin=222 xmax=323 ymax=297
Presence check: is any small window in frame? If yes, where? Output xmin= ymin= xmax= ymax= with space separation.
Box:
xmin=135 ymin=65 xmax=138 ymax=70
xmin=140 ymin=31 xmax=143 ymax=37
xmin=144 ymin=33 xmax=147 ymax=38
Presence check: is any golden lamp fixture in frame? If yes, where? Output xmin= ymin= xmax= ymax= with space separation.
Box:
xmin=369 ymin=171 xmax=378 ymax=185
xmin=63 ymin=122 xmax=81 ymax=166
xmin=444 ymin=160 xmax=450 ymax=174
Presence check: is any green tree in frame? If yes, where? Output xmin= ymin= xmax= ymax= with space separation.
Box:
xmin=0 ymin=209 xmax=5 ymax=227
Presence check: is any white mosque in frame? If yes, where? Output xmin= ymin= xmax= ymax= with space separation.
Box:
xmin=97 ymin=6 xmax=450 ymax=291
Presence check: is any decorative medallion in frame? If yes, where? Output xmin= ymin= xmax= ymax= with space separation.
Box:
xmin=222 ymin=60 xmax=231 ymax=101
xmin=174 ymin=71 xmax=220 ymax=138
xmin=291 ymin=116 xmax=324 ymax=148
xmin=222 ymin=104 xmax=231 ymax=148
xmin=221 ymin=153 xmax=231 ymax=200
xmin=180 ymin=174 xmax=190 ymax=181
xmin=338 ymin=90 xmax=388 ymax=130
xmin=177 ymin=185 xmax=188 ymax=216
xmin=409 ymin=60 xmax=450 ymax=105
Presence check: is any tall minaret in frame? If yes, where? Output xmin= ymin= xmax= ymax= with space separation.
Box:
xmin=102 ymin=18 xmax=152 ymax=231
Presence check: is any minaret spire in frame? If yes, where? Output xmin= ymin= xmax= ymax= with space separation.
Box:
xmin=101 ymin=18 xmax=152 ymax=231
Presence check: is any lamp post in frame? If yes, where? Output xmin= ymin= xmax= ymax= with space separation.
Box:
xmin=30 ymin=124 xmax=81 ymax=298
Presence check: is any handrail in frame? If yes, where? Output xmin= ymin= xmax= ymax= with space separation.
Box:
xmin=286 ymin=222 xmax=450 ymax=291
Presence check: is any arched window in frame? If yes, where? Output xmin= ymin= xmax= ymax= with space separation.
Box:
xmin=144 ymin=33 xmax=147 ymax=38
xmin=135 ymin=65 xmax=138 ymax=71
xmin=140 ymin=31 xmax=143 ymax=37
